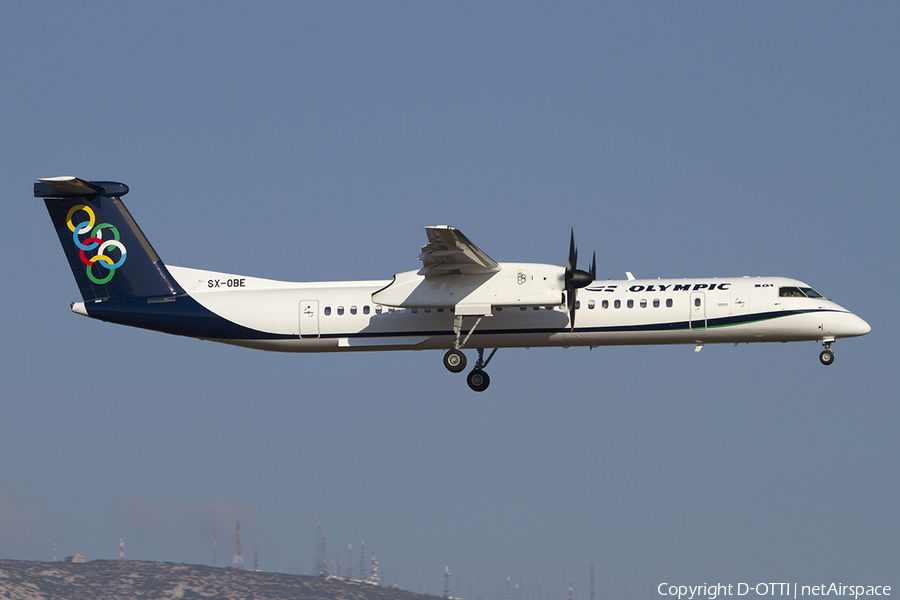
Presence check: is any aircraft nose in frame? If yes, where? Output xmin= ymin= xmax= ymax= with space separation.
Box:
xmin=841 ymin=314 xmax=871 ymax=337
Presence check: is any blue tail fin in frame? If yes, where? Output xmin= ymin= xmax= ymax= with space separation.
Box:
xmin=37 ymin=177 xmax=185 ymax=301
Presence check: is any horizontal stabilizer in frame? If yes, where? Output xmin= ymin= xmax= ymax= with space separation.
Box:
xmin=35 ymin=176 xmax=129 ymax=198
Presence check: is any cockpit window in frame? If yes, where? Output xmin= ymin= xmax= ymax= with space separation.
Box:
xmin=780 ymin=286 xmax=824 ymax=298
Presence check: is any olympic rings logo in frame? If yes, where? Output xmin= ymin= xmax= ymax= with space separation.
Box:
xmin=517 ymin=269 xmax=526 ymax=285
xmin=65 ymin=204 xmax=127 ymax=285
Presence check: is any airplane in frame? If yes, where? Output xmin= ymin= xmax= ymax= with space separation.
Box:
xmin=36 ymin=176 xmax=871 ymax=392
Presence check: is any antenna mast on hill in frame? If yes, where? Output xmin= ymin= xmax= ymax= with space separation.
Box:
xmin=444 ymin=566 xmax=451 ymax=598
xmin=119 ymin=534 xmax=125 ymax=560
xmin=358 ymin=541 xmax=366 ymax=580
xmin=232 ymin=499 xmax=244 ymax=569
xmin=316 ymin=523 xmax=328 ymax=576
xmin=370 ymin=551 xmax=379 ymax=584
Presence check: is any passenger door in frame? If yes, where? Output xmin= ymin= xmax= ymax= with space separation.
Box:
xmin=299 ymin=300 xmax=319 ymax=339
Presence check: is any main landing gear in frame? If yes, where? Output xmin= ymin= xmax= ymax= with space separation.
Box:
xmin=444 ymin=348 xmax=497 ymax=391
xmin=444 ymin=314 xmax=497 ymax=391
xmin=819 ymin=341 xmax=835 ymax=366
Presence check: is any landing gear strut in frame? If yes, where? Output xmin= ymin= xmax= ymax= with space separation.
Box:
xmin=819 ymin=341 xmax=835 ymax=366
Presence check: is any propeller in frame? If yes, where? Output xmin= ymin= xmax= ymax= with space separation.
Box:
xmin=565 ymin=228 xmax=596 ymax=330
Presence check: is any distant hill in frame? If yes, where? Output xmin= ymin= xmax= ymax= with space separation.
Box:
xmin=0 ymin=559 xmax=444 ymax=600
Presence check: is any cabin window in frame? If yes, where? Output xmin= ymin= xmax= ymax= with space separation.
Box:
xmin=324 ymin=306 xmax=331 ymax=316
xmin=666 ymin=298 xmax=673 ymax=308
xmin=520 ymin=306 xmax=527 ymax=311
xmin=588 ymin=300 xmax=595 ymax=309
xmin=602 ymin=299 xmax=609 ymax=309
xmin=424 ymin=308 xmax=432 ymax=313
xmin=653 ymin=298 xmax=660 ymax=308
xmin=627 ymin=299 xmax=634 ymax=309
xmin=694 ymin=297 xmax=701 ymax=307
xmin=363 ymin=305 xmax=370 ymax=315
xmin=614 ymin=299 xmax=621 ymax=309
xmin=575 ymin=301 xmax=581 ymax=309
xmin=411 ymin=308 xmax=418 ymax=313
xmin=350 ymin=305 xmax=357 ymax=315
xmin=375 ymin=305 xmax=383 ymax=314
xmin=640 ymin=299 xmax=647 ymax=308
xmin=337 ymin=306 xmax=344 ymax=315
xmin=437 ymin=308 xmax=445 ymax=313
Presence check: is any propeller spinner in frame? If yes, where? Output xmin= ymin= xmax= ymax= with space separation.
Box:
xmin=565 ymin=229 xmax=596 ymax=330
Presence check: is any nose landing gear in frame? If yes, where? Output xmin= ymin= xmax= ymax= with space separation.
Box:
xmin=819 ymin=341 xmax=835 ymax=366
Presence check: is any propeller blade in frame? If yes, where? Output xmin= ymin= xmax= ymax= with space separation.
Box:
xmin=568 ymin=228 xmax=576 ymax=272
xmin=564 ymin=230 xmax=597 ymax=330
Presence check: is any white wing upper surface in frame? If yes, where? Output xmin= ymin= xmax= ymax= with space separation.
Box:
xmin=417 ymin=226 xmax=500 ymax=277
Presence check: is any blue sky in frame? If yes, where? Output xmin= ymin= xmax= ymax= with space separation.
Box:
xmin=2 ymin=2 xmax=898 ymax=597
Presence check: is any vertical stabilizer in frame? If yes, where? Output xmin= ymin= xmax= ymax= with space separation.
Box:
xmin=37 ymin=177 xmax=184 ymax=301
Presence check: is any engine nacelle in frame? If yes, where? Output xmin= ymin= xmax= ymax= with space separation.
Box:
xmin=372 ymin=263 xmax=565 ymax=315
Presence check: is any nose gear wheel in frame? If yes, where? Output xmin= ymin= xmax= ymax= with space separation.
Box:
xmin=819 ymin=341 xmax=835 ymax=366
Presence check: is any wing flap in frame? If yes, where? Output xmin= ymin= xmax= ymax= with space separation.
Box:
xmin=418 ymin=226 xmax=500 ymax=276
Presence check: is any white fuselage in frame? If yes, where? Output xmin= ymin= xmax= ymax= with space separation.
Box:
xmin=156 ymin=265 xmax=870 ymax=353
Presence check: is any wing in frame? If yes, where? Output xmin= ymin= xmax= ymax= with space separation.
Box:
xmin=417 ymin=226 xmax=500 ymax=277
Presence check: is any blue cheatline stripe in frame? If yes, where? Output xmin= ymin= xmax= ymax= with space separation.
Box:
xmin=320 ymin=308 xmax=841 ymax=339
